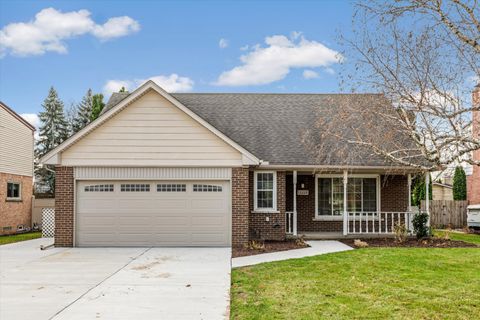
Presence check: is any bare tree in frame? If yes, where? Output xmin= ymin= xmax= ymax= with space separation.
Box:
xmin=309 ymin=0 xmax=480 ymax=171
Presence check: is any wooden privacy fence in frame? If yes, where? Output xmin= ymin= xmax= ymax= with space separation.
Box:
xmin=421 ymin=200 xmax=468 ymax=228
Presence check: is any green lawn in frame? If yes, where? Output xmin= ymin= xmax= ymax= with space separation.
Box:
xmin=434 ymin=230 xmax=480 ymax=245
xmin=0 ymin=231 xmax=42 ymax=245
xmin=231 ymin=248 xmax=480 ymax=319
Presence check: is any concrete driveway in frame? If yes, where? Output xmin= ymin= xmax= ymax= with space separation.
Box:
xmin=0 ymin=238 xmax=231 ymax=320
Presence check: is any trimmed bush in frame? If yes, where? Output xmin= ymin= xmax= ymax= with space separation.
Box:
xmin=413 ymin=212 xmax=430 ymax=239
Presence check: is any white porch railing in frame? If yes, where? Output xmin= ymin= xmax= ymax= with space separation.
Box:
xmin=347 ymin=211 xmax=417 ymax=235
xmin=286 ymin=211 xmax=294 ymax=234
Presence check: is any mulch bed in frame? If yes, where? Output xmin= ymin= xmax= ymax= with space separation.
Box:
xmin=232 ymin=240 xmax=309 ymax=258
xmin=341 ymin=237 xmax=478 ymax=248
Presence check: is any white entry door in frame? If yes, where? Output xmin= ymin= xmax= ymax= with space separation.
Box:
xmin=75 ymin=180 xmax=230 ymax=247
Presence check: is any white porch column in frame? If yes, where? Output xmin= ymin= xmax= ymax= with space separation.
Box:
xmin=407 ymin=174 xmax=412 ymax=211
xmin=343 ymin=170 xmax=348 ymax=235
xmin=293 ymin=170 xmax=298 ymax=236
xmin=425 ymin=172 xmax=430 ymax=227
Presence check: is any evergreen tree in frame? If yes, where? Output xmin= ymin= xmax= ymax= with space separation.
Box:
xmin=72 ymin=89 xmax=93 ymax=133
xmin=452 ymin=166 xmax=467 ymax=200
xmin=91 ymin=93 xmax=105 ymax=121
xmin=412 ymin=173 xmax=433 ymax=208
xmin=35 ymin=87 xmax=69 ymax=193
xmin=64 ymin=102 xmax=79 ymax=135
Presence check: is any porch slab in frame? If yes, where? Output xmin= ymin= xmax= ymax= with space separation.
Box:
xmin=232 ymin=241 xmax=353 ymax=268
xmin=299 ymin=232 xmax=396 ymax=240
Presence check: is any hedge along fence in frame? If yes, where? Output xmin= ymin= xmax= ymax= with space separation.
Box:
xmin=421 ymin=200 xmax=468 ymax=229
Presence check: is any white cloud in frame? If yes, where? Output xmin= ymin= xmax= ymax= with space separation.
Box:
xmin=219 ymin=38 xmax=228 ymax=49
xmin=325 ymin=67 xmax=335 ymax=75
xmin=20 ymin=113 xmax=40 ymax=139
xmin=0 ymin=7 xmax=140 ymax=57
xmin=214 ymin=33 xmax=342 ymax=86
xmin=20 ymin=113 xmax=40 ymax=129
xmin=303 ymin=69 xmax=319 ymax=79
xmin=103 ymin=74 xmax=194 ymax=96
xmin=92 ymin=16 xmax=140 ymax=41
xmin=103 ymin=80 xmax=133 ymax=96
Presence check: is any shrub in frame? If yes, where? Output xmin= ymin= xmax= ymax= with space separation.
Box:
xmin=354 ymin=239 xmax=369 ymax=248
xmin=245 ymin=240 xmax=265 ymax=250
xmin=413 ymin=212 xmax=430 ymax=239
xmin=393 ymin=222 xmax=408 ymax=243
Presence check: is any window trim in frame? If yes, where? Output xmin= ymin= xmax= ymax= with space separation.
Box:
xmin=314 ymin=174 xmax=381 ymax=220
xmin=254 ymin=171 xmax=277 ymax=212
xmin=6 ymin=181 xmax=22 ymax=201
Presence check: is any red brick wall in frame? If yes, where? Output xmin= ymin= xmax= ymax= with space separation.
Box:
xmin=286 ymin=174 xmax=409 ymax=232
xmin=381 ymin=175 xmax=409 ymax=212
xmin=249 ymin=171 xmax=286 ymax=241
xmin=0 ymin=173 xmax=33 ymax=235
xmin=469 ymin=86 xmax=480 ymax=205
xmin=232 ymin=167 xmax=249 ymax=247
xmin=55 ymin=166 xmax=74 ymax=247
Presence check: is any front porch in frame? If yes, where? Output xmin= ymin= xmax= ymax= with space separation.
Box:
xmin=282 ymin=170 xmax=428 ymax=239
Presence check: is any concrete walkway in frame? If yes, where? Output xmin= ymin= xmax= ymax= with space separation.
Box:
xmin=232 ymin=240 xmax=353 ymax=268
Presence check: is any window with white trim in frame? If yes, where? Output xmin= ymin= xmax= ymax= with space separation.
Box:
xmin=7 ymin=182 xmax=21 ymax=200
xmin=84 ymin=184 xmax=114 ymax=192
xmin=193 ymin=184 xmax=222 ymax=192
xmin=254 ymin=171 xmax=276 ymax=211
xmin=317 ymin=176 xmax=378 ymax=217
xmin=157 ymin=184 xmax=186 ymax=192
xmin=121 ymin=184 xmax=150 ymax=192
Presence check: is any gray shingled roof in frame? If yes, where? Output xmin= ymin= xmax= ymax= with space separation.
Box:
xmin=102 ymin=92 xmax=417 ymax=166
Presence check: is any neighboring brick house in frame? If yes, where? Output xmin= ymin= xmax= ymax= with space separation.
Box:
xmin=0 ymin=102 xmax=35 ymax=235
xmin=468 ymin=84 xmax=480 ymax=205
xmin=40 ymin=81 xmax=422 ymax=247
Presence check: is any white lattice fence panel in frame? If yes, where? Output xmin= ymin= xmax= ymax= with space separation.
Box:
xmin=42 ymin=208 xmax=55 ymax=238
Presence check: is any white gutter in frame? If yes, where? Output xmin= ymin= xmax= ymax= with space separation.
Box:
xmin=258 ymin=164 xmax=423 ymax=172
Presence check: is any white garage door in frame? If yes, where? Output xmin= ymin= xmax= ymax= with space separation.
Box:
xmin=75 ymin=180 xmax=230 ymax=247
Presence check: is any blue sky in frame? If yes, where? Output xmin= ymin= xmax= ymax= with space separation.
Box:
xmin=0 ymin=0 xmax=354 ymax=124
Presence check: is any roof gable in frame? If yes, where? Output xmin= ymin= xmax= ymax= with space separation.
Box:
xmin=0 ymin=101 xmax=35 ymax=131
xmin=40 ymin=81 xmax=260 ymax=165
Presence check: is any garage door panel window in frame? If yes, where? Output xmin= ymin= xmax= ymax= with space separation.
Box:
xmin=157 ymin=184 xmax=186 ymax=192
xmin=84 ymin=184 xmax=114 ymax=192
xmin=193 ymin=184 xmax=223 ymax=192
xmin=121 ymin=184 xmax=150 ymax=192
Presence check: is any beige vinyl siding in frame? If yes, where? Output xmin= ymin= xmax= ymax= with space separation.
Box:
xmin=61 ymin=91 xmax=242 ymax=166
xmin=0 ymin=106 xmax=34 ymax=176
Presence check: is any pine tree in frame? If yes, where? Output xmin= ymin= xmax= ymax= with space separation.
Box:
xmin=72 ymin=89 xmax=93 ymax=133
xmin=35 ymin=87 xmax=69 ymax=193
xmin=452 ymin=166 xmax=467 ymax=200
xmin=91 ymin=93 xmax=105 ymax=121
xmin=65 ymin=102 xmax=79 ymax=135
xmin=412 ymin=173 xmax=432 ymax=208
